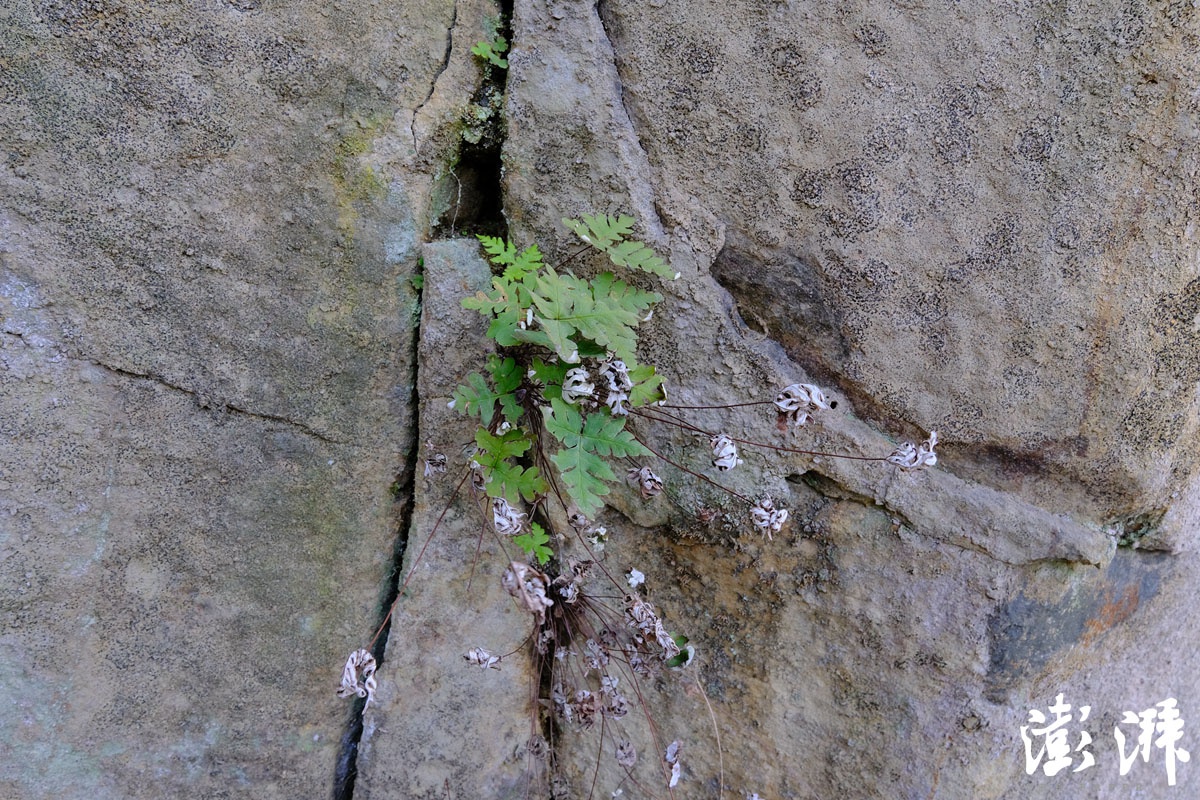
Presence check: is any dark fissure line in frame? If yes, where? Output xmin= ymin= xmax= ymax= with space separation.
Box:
xmin=332 ymin=266 xmax=424 ymax=800
xmin=334 ymin=0 xmax=515 ymax=793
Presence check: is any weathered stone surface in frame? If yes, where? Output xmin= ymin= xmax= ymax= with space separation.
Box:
xmin=5 ymin=0 xmax=1198 ymax=798
xmin=0 ymin=1 xmax=461 ymax=796
xmin=498 ymin=0 xmax=1199 ymax=797
xmin=354 ymin=239 xmax=540 ymax=799
xmin=591 ymin=0 xmax=1200 ymax=537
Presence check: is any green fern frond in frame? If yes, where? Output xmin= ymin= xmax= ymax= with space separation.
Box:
xmin=450 ymin=356 xmax=522 ymax=426
xmin=476 ymin=235 xmax=543 ymax=280
xmin=462 ymin=277 xmax=532 ymax=347
xmin=473 ymin=428 xmax=547 ymax=503
xmin=627 ymin=362 xmax=666 ymax=407
xmin=513 ymin=522 xmax=553 ymax=565
xmin=563 ymin=213 xmax=635 ymax=251
xmin=542 ymin=398 xmax=648 ymax=515
xmin=527 ymin=269 xmax=660 ymax=364
xmin=563 ymin=214 xmax=678 ymax=280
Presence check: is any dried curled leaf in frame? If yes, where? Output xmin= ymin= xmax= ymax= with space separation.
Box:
xmin=665 ymin=740 xmax=683 ymax=788
xmin=562 ymin=366 xmax=595 ymax=404
xmin=598 ymin=355 xmax=634 ymax=415
xmin=751 ymin=495 xmax=789 ymax=539
xmin=616 ymin=739 xmax=637 ymax=768
xmin=710 ymin=433 xmax=742 ymax=471
xmin=625 ymin=595 xmax=681 ymax=661
xmin=337 ymin=649 xmax=378 ymax=706
xmin=502 ymin=562 xmax=555 ymax=624
xmin=492 ymin=497 xmax=527 ymax=536
xmin=887 ymin=430 xmax=939 ymax=470
xmin=627 ymin=466 xmax=663 ymax=499
xmin=464 ymin=647 xmax=501 ymax=670
xmin=774 ymin=382 xmax=831 ymax=426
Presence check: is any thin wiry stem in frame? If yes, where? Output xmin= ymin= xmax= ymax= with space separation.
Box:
xmin=632 ymin=407 xmax=890 ymax=463
xmin=627 ymin=427 xmax=755 ymax=505
xmin=657 ymin=400 xmax=774 ymax=410
xmin=695 ymin=667 xmax=723 ymax=799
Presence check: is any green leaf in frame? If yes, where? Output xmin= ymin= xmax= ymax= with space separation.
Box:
xmin=473 ymin=428 xmax=546 ymax=503
xmin=451 ymin=372 xmax=507 ymax=426
xmin=563 ymin=214 xmax=678 ymax=280
xmin=604 ymin=239 xmax=677 ymax=280
xmin=550 ymin=443 xmax=615 ymax=517
xmin=542 ymin=399 xmax=648 ymax=515
xmin=486 ymin=461 xmax=546 ymax=504
xmin=486 ymin=355 xmax=524 ymax=424
xmin=513 ymin=522 xmax=553 ymax=565
xmin=529 ymin=358 xmax=569 ymax=403
xmin=462 ymin=277 xmax=532 ymax=347
xmin=628 ymin=362 xmax=666 ymax=407
xmin=528 ymin=270 xmax=659 ymax=364
xmin=474 ymin=427 xmax=531 ymax=463
xmin=543 ymin=399 xmax=647 ymax=457
xmin=563 ymin=214 xmax=635 ymax=251
xmin=471 ymin=39 xmax=508 ymax=68
xmin=476 ymin=236 xmax=542 ymax=280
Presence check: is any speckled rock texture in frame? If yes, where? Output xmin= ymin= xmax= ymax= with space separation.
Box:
xmin=491 ymin=0 xmax=1198 ymax=798
xmin=353 ymin=239 xmax=540 ymax=800
xmin=0 ymin=0 xmax=467 ymax=797
xmin=4 ymin=0 xmax=1199 ymax=799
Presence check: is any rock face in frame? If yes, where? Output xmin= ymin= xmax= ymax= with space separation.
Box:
xmin=0 ymin=1 xmax=454 ymax=797
xmin=3 ymin=1 xmax=1198 ymax=799
xmin=496 ymin=1 xmax=1198 ymax=798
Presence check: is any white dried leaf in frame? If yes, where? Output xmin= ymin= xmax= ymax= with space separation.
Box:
xmin=463 ymin=647 xmax=501 ymax=670
xmin=626 ymin=466 xmax=663 ymax=499
xmin=562 ymin=366 xmax=596 ymax=404
xmin=751 ymin=495 xmax=789 ymax=539
xmin=336 ymin=649 xmax=378 ymax=707
xmin=492 ymin=497 xmax=527 ymax=536
xmin=585 ymin=638 xmax=610 ymax=671
xmin=710 ymin=433 xmax=743 ymax=471
xmin=423 ymin=452 xmax=447 ymax=477
xmin=887 ymin=430 xmax=938 ymax=470
xmin=599 ymin=356 xmax=634 ymax=414
xmin=616 ymin=739 xmax=637 ymax=768
xmin=606 ymin=389 xmax=630 ymax=415
xmin=469 ymin=459 xmax=487 ymax=492
xmin=665 ymin=740 xmax=683 ymax=787
xmin=599 ymin=356 xmax=634 ymax=392
xmin=654 ymin=619 xmax=681 ymax=660
xmin=773 ymin=382 xmax=831 ymax=426
xmin=557 ymin=581 xmax=580 ymax=604
xmin=585 ymin=524 xmax=608 ymax=552
xmin=502 ymin=561 xmax=554 ymax=624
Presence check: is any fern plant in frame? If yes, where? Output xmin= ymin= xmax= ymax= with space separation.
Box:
xmin=470 ymin=36 xmax=509 ymax=69
xmin=454 ymin=214 xmax=672 ymax=559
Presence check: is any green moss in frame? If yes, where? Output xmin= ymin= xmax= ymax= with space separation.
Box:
xmin=330 ymin=113 xmax=392 ymax=236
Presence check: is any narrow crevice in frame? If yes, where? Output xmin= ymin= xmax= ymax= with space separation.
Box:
xmin=431 ymin=1 xmax=512 ymax=240
xmin=410 ymin=0 xmax=460 ymax=151
xmin=332 ymin=261 xmax=424 ymax=800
